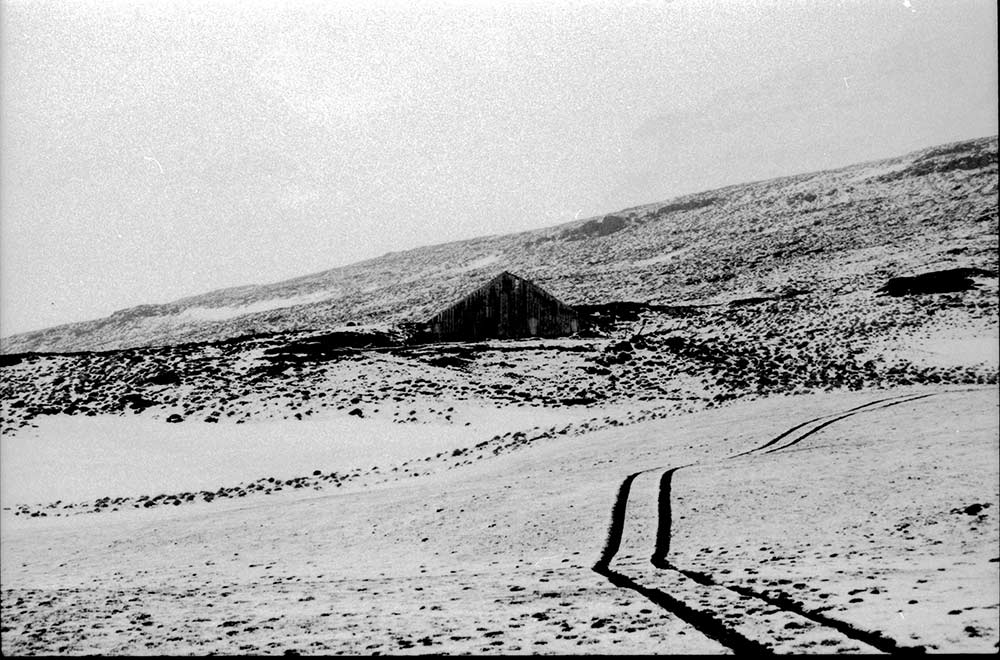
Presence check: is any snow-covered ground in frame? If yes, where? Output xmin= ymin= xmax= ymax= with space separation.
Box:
xmin=2 ymin=386 xmax=996 ymax=654
xmin=178 ymin=290 xmax=336 ymax=322
xmin=0 ymin=402 xmax=589 ymax=505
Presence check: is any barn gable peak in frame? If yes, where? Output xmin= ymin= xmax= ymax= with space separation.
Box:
xmin=424 ymin=270 xmax=578 ymax=341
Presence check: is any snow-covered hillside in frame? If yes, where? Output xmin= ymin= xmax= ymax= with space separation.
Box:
xmin=2 ymin=135 xmax=996 ymax=354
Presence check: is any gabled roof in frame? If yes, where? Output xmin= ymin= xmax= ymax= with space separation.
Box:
xmin=427 ymin=270 xmax=575 ymax=322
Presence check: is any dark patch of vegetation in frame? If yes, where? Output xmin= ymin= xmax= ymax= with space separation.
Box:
xmin=561 ymin=214 xmax=629 ymax=241
xmin=262 ymin=330 xmax=400 ymax=364
xmin=426 ymin=355 xmax=469 ymax=369
xmin=576 ymin=301 xmax=651 ymax=323
xmin=0 ymin=354 xmax=26 ymax=367
xmin=145 ymin=370 xmax=181 ymax=386
xmin=119 ymin=393 xmax=159 ymax=412
xmin=877 ymin=267 xmax=995 ymax=296
xmin=880 ymin=146 xmax=998 ymax=181
xmin=439 ymin=345 xmax=479 ymax=357
xmin=575 ymin=301 xmax=711 ymax=333
xmin=652 ymin=196 xmax=719 ymax=217
xmin=729 ymin=289 xmax=808 ymax=307
xmin=786 ymin=191 xmax=817 ymax=205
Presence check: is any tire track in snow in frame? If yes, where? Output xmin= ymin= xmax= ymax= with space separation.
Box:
xmin=670 ymin=565 xmax=928 ymax=655
xmin=651 ymin=467 xmax=684 ymax=568
xmin=729 ymin=392 xmax=922 ymax=459
xmin=592 ymin=563 xmax=777 ymax=654
xmin=762 ymin=392 xmax=937 ymax=455
xmin=591 ymin=468 xmax=773 ymax=654
xmin=594 ymin=390 xmax=949 ymax=653
xmin=592 ymin=470 xmax=644 ymax=573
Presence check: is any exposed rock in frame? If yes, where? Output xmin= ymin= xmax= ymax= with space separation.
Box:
xmin=877 ymin=267 xmax=995 ymax=296
xmin=561 ymin=214 xmax=629 ymax=241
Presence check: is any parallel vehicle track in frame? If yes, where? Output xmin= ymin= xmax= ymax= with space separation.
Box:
xmin=592 ymin=391 xmax=950 ymax=654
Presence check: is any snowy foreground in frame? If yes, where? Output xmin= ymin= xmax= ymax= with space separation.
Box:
xmin=2 ymin=386 xmax=997 ymax=654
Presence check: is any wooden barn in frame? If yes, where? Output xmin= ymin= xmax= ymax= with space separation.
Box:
xmin=423 ymin=271 xmax=579 ymax=341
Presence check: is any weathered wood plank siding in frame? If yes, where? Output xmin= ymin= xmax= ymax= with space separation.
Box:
xmin=426 ymin=271 xmax=579 ymax=341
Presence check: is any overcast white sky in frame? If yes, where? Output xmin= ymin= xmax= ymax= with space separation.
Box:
xmin=1 ymin=0 xmax=997 ymax=337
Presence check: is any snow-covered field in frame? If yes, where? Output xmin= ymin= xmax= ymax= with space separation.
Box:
xmin=1 ymin=405 xmax=549 ymax=504
xmin=1 ymin=386 xmax=996 ymax=654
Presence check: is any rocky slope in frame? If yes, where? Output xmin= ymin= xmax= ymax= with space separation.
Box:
xmin=2 ymin=134 xmax=997 ymax=354
xmin=2 ymin=263 xmax=996 ymax=486
xmin=1 ymin=135 xmax=997 ymax=449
